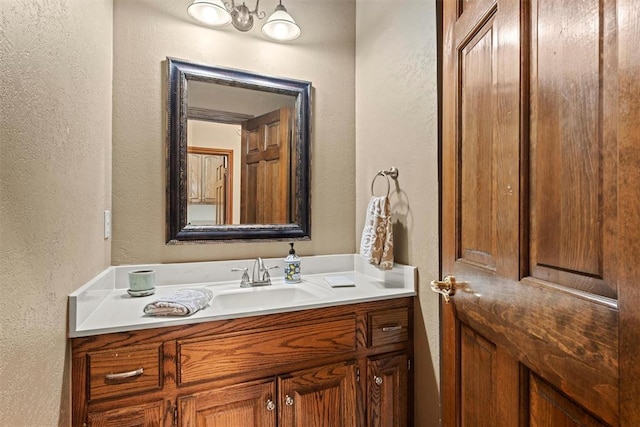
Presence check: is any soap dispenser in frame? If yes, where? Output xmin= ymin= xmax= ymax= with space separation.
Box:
xmin=284 ymin=243 xmax=301 ymax=283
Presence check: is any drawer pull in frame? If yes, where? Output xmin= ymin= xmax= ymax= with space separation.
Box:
xmin=266 ymin=399 xmax=276 ymax=411
xmin=105 ymin=368 xmax=144 ymax=381
xmin=285 ymin=395 xmax=294 ymax=406
xmin=374 ymin=375 xmax=383 ymax=385
xmin=382 ymin=325 xmax=403 ymax=332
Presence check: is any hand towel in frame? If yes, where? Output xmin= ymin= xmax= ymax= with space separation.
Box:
xmin=143 ymin=288 xmax=213 ymax=316
xmin=360 ymin=196 xmax=394 ymax=270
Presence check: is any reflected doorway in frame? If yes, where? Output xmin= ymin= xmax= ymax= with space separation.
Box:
xmin=187 ymin=147 xmax=234 ymax=226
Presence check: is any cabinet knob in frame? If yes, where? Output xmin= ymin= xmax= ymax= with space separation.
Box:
xmin=266 ymin=399 xmax=275 ymax=411
xmin=285 ymin=395 xmax=294 ymax=406
xmin=374 ymin=375 xmax=383 ymax=386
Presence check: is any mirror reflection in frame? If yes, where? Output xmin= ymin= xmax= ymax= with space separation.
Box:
xmin=186 ymin=82 xmax=296 ymax=226
xmin=167 ymin=58 xmax=311 ymax=242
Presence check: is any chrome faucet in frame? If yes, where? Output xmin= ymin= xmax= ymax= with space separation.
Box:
xmin=231 ymin=258 xmax=279 ymax=287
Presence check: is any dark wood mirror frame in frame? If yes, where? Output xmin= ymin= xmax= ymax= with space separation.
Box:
xmin=166 ymin=58 xmax=312 ymax=242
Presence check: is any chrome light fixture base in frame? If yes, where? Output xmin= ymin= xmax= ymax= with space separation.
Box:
xmin=227 ymin=0 xmax=266 ymax=32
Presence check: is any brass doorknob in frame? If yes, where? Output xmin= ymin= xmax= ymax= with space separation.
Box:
xmin=430 ymin=275 xmax=456 ymax=303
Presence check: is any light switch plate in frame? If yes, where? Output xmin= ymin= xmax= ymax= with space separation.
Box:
xmin=104 ymin=210 xmax=111 ymax=239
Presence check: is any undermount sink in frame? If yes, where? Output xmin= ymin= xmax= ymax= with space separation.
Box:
xmin=210 ymin=282 xmax=332 ymax=311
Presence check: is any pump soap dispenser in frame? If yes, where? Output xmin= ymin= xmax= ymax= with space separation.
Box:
xmin=284 ymin=243 xmax=301 ymax=283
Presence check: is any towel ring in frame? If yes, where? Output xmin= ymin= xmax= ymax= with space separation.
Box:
xmin=371 ymin=172 xmax=391 ymax=197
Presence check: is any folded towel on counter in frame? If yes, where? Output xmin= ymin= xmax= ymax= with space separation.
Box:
xmin=143 ymin=288 xmax=213 ymax=316
xmin=359 ymin=196 xmax=394 ymax=270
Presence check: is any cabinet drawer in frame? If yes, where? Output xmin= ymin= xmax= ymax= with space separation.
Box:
xmin=87 ymin=343 xmax=162 ymax=401
xmin=178 ymin=316 xmax=356 ymax=385
xmin=368 ymin=308 xmax=409 ymax=347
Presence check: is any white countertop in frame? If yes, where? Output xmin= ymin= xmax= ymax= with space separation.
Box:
xmin=68 ymin=254 xmax=416 ymax=338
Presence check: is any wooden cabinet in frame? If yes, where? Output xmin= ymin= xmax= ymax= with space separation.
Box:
xmin=87 ymin=400 xmax=166 ymax=427
xmin=367 ymin=353 xmax=409 ymax=427
xmin=71 ymin=298 xmax=413 ymax=427
xmin=178 ymin=378 xmax=276 ymax=427
xmin=188 ymin=153 xmax=222 ymax=205
xmin=279 ymin=360 xmax=357 ymax=427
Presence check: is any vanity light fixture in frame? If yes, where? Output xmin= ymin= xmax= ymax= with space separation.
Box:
xmin=187 ymin=0 xmax=301 ymax=41
xmin=261 ymin=0 xmax=301 ymax=42
xmin=187 ymin=0 xmax=232 ymax=28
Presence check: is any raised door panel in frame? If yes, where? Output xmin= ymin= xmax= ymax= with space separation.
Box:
xmin=530 ymin=0 xmax=618 ymax=299
xmin=202 ymin=155 xmax=219 ymax=205
xmin=178 ymin=378 xmax=276 ymax=427
xmin=367 ymin=353 xmax=408 ymax=427
xmin=459 ymin=16 xmax=497 ymax=270
xmin=279 ymin=360 xmax=357 ymax=427
xmin=188 ymin=153 xmax=202 ymax=204
xmin=214 ymin=158 xmax=226 ymax=224
xmin=87 ymin=400 xmax=165 ymax=427
xmin=530 ymin=374 xmax=606 ymax=427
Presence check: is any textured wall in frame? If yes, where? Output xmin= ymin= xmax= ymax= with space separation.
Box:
xmin=355 ymin=1 xmax=441 ymax=425
xmin=111 ymin=0 xmax=356 ymax=264
xmin=0 ymin=0 xmax=113 ymax=425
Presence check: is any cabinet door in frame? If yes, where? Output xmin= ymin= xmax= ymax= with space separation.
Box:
xmin=188 ymin=153 xmax=202 ymax=204
xmin=367 ymin=353 xmax=408 ymax=427
xmin=279 ymin=360 xmax=357 ymax=427
xmin=178 ymin=378 xmax=276 ymax=427
xmin=202 ymin=155 xmax=219 ymax=205
xmin=87 ymin=400 xmax=165 ymax=427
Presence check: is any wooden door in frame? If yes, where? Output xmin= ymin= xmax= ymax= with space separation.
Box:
xmin=177 ymin=378 xmax=276 ymax=427
xmin=367 ymin=353 xmax=408 ymax=427
xmin=213 ymin=156 xmax=227 ymax=225
xmin=278 ymin=360 xmax=357 ymax=427
xmin=240 ymin=108 xmax=292 ymax=224
xmin=440 ymin=0 xmax=640 ymax=426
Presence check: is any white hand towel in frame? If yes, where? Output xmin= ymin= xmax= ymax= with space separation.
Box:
xmin=143 ymin=288 xmax=213 ymax=316
xmin=360 ymin=196 xmax=394 ymax=270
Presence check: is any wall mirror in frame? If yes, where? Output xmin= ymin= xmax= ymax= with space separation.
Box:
xmin=167 ymin=58 xmax=311 ymax=242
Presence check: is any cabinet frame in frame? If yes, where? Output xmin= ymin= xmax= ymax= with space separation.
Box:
xmin=71 ymin=298 xmax=413 ymax=427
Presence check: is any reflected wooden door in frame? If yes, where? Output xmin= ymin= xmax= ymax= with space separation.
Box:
xmin=440 ymin=0 xmax=640 ymax=425
xmin=214 ymin=156 xmax=227 ymax=225
xmin=240 ymin=108 xmax=292 ymax=224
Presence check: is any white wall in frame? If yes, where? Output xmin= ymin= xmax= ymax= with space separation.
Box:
xmin=355 ymin=1 xmax=440 ymax=425
xmin=0 ymin=0 xmax=113 ymax=425
xmin=111 ymin=0 xmax=357 ymax=264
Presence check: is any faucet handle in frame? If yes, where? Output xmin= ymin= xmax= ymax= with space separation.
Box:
xmin=262 ymin=264 xmax=279 ymax=282
xmin=231 ymin=267 xmax=250 ymax=287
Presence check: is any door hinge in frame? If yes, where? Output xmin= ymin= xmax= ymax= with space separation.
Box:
xmin=356 ymin=367 xmax=360 ymax=382
xmin=408 ymin=358 xmax=411 ymax=371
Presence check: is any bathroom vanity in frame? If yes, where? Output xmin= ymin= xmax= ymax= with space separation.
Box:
xmin=69 ymin=255 xmax=416 ymax=427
